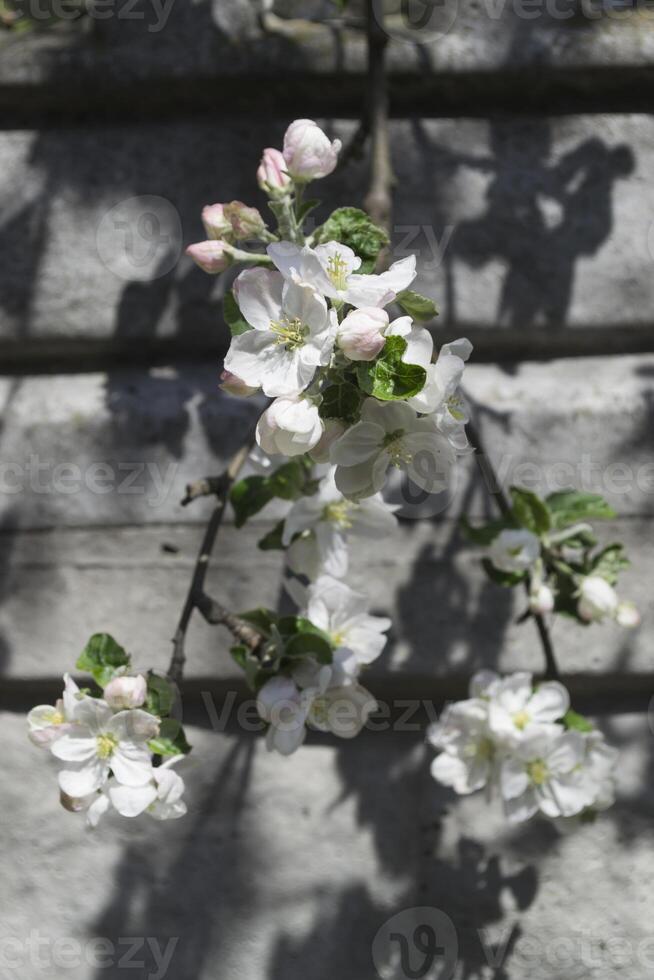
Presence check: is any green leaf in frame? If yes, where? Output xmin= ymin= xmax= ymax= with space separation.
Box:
xmin=460 ymin=515 xmax=513 ymax=546
xmin=314 ymin=207 xmax=389 ymax=274
xmin=546 ymin=490 xmax=615 ymax=529
xmin=563 ymin=709 xmax=594 ymax=733
xmin=277 ymin=615 xmax=334 ymax=664
xmin=257 ymin=520 xmax=287 ymax=551
xmin=510 ymin=486 xmax=551 ymax=535
xmin=481 ymin=558 xmax=526 ymax=587
xmin=230 ymin=644 xmax=273 ymax=692
xmin=357 ymin=335 xmax=426 ymax=401
xmin=230 ymin=460 xmax=310 ymax=527
xmin=395 ymin=289 xmax=439 ymax=322
xmin=145 ymin=672 xmax=176 ymax=718
xmin=223 ymin=289 xmax=251 ymax=337
xmin=238 ymin=608 xmax=278 ymax=638
xmin=76 ymin=634 xmax=130 ymax=688
xmin=148 ymin=717 xmax=192 ymax=757
xmin=319 ymin=381 xmax=362 ymax=423
xmin=590 ymin=543 xmax=630 ymax=585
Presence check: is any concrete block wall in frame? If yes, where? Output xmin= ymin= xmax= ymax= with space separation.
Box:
xmin=1 ymin=5 xmax=653 ymax=978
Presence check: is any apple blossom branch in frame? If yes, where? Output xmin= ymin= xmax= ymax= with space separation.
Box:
xmin=167 ymin=436 xmax=263 ymax=685
xmin=465 ymin=418 xmax=561 ymax=682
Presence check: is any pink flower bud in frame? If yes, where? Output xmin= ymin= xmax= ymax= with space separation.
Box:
xmin=257 ymin=148 xmax=291 ymax=195
xmin=338 ymin=307 xmax=388 ymax=361
xmin=219 ymin=369 xmax=259 ymax=397
xmin=616 ymin=601 xmax=640 ymax=628
xmin=223 ymin=201 xmax=267 ymax=241
xmin=529 ymin=583 xmax=555 ymax=615
xmin=186 ymin=240 xmax=233 ymax=274
xmin=201 ymin=204 xmax=233 ymax=241
xmin=104 ymin=674 xmax=147 ymax=710
xmin=282 ymin=119 xmax=341 ymax=181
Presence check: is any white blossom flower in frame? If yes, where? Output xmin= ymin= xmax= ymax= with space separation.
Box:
xmin=257 ymin=665 xmax=376 ymax=756
xmin=282 ymin=119 xmax=341 ymax=181
xmin=577 ymin=730 xmax=619 ymax=813
xmin=428 ymin=699 xmax=496 ymax=795
xmin=283 ymin=467 xmax=398 ymax=578
xmin=288 ymin=574 xmax=391 ymax=668
xmin=106 ymin=756 xmax=188 ymax=822
xmin=103 ymin=674 xmax=147 ymax=711
xmin=256 ymin=395 xmax=324 ymax=457
xmin=330 ymin=398 xmax=456 ymax=499
xmin=257 ymin=147 xmax=292 ymax=196
xmin=224 ymin=268 xmax=336 ymax=397
xmin=500 ymin=728 xmax=592 ymax=823
xmin=577 ymin=575 xmax=618 ymax=623
xmin=488 ymin=528 xmax=541 ymax=574
xmin=28 ymin=673 xmax=81 ymax=748
xmin=485 ymin=671 xmax=569 ymax=743
xmin=268 ymin=241 xmax=416 ymax=309
xmin=51 ymin=698 xmax=158 ymax=797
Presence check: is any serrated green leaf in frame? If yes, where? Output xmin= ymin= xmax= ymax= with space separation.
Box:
xmin=481 ymin=557 xmax=526 ymax=587
xmin=563 ymin=709 xmax=594 ymax=733
xmin=76 ymin=634 xmax=130 ymax=688
xmin=319 ymin=381 xmax=362 ymax=423
xmin=395 ymin=289 xmax=439 ymax=322
xmin=356 ymin=335 xmax=426 ymax=401
xmin=314 ymin=207 xmax=389 ymax=274
xmin=510 ymin=486 xmax=551 ymax=535
xmin=546 ymin=490 xmax=615 ymax=529
xmin=590 ymin=543 xmax=630 ymax=585
xmin=223 ymin=289 xmax=251 ymax=337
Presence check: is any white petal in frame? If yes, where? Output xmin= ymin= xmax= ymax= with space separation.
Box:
xmin=500 ymin=759 xmax=529 ymax=800
xmin=109 ymin=781 xmax=158 ymax=817
xmin=111 ymin=745 xmax=154 ymax=787
xmin=504 ymin=787 xmax=539 ymax=823
xmin=528 ymin=682 xmax=570 ymax=724
xmin=108 ymin=709 xmax=160 ymax=744
xmin=404 ymin=431 xmax=456 ymax=493
xmin=234 ymin=267 xmax=284 ymax=331
xmin=86 ymin=793 xmax=111 ymax=828
xmin=361 ymin=398 xmax=416 ymax=433
xmin=50 ymin=732 xmax=97 ymax=763
xmin=58 ymin=759 xmax=108 ymax=796
xmin=330 ymin=422 xmax=382 ymax=465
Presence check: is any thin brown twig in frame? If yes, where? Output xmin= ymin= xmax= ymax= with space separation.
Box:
xmin=167 ymin=435 xmax=262 ymax=684
xmin=465 ymin=419 xmax=561 ymax=681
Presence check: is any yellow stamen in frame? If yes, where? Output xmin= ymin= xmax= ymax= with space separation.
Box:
xmin=269 ymin=316 xmax=308 ymax=350
xmin=96 ymin=733 xmax=118 ymax=760
xmin=327 ymin=253 xmax=349 ymax=291
xmin=382 ymin=429 xmax=412 ymax=467
xmin=526 ymin=759 xmax=549 ymax=786
xmin=512 ymin=709 xmax=531 ymax=731
xmin=323 ymin=500 xmax=355 ymax=529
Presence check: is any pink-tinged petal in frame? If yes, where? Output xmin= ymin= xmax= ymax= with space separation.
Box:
xmin=107 ymin=709 xmax=159 ymax=744
xmin=234 ymin=267 xmax=284 ymax=331
xmin=186 ymin=240 xmax=232 ymax=274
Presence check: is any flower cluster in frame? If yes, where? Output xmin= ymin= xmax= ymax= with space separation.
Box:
xmin=187 ymin=119 xmax=472 ymax=504
xmin=464 ymin=487 xmax=639 ymax=628
xmin=429 ymin=670 xmax=618 ymax=826
xmin=27 ymin=636 xmax=190 ymax=826
xmin=255 ymin=575 xmax=390 ymax=754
